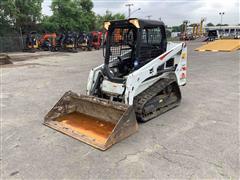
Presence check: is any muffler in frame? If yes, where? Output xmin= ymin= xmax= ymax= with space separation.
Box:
xmin=44 ymin=91 xmax=138 ymax=150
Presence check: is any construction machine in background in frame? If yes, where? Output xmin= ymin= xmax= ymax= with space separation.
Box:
xmin=50 ymin=33 xmax=68 ymax=52
xmin=199 ymin=18 xmax=205 ymax=36
xmin=77 ymin=31 xmax=102 ymax=51
xmin=181 ymin=18 xmax=206 ymax=40
xmin=77 ymin=32 xmax=91 ymax=51
xmin=39 ymin=33 xmax=57 ymax=51
xmin=192 ymin=24 xmax=199 ymax=39
xmin=44 ymin=18 xmax=187 ymax=150
xmin=207 ymin=30 xmax=220 ymax=41
xmin=63 ymin=32 xmax=78 ymax=52
xmin=180 ymin=20 xmax=193 ymax=41
xmin=23 ymin=31 xmax=40 ymax=52
xmin=91 ymin=31 xmax=102 ymax=50
xmin=192 ymin=18 xmax=206 ymax=40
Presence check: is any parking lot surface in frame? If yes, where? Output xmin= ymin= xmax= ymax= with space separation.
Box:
xmin=1 ymin=42 xmax=239 ymax=179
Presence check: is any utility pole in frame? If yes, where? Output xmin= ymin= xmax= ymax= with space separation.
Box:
xmin=125 ymin=4 xmax=134 ymax=18
xmin=219 ymin=12 xmax=225 ymax=37
xmin=146 ymin=15 xmax=152 ymax=20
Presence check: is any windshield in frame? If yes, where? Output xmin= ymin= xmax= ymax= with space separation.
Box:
xmin=106 ymin=26 xmax=137 ymax=64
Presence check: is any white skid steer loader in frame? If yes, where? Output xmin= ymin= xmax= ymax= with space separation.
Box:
xmin=44 ymin=19 xmax=187 ymax=150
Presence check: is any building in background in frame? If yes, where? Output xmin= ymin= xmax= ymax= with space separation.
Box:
xmin=205 ymin=25 xmax=240 ymax=38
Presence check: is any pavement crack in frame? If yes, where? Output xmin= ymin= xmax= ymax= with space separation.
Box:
xmin=82 ymin=149 xmax=96 ymax=158
xmin=115 ymin=150 xmax=144 ymax=166
xmin=55 ymin=144 xmax=68 ymax=152
xmin=160 ymin=146 xmax=231 ymax=178
xmin=207 ymin=161 xmax=230 ymax=179
xmin=188 ymin=172 xmax=195 ymax=180
xmin=9 ymin=171 xmax=19 ymax=176
xmin=169 ymin=151 xmax=196 ymax=159
xmin=155 ymin=151 xmax=185 ymax=168
xmin=162 ymin=154 xmax=179 ymax=165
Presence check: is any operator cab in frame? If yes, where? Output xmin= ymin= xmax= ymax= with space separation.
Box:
xmin=103 ymin=18 xmax=167 ymax=83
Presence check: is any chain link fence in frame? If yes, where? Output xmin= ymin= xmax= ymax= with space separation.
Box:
xmin=0 ymin=36 xmax=26 ymax=52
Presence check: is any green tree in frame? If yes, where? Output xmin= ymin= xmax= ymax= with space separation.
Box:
xmin=206 ymin=22 xmax=214 ymax=26
xmin=0 ymin=0 xmax=43 ymax=33
xmin=216 ymin=23 xmax=228 ymax=26
xmin=79 ymin=0 xmax=96 ymax=31
xmin=0 ymin=4 xmax=12 ymax=35
xmin=41 ymin=15 xmax=58 ymax=32
xmin=172 ymin=23 xmax=189 ymax=33
xmin=42 ymin=0 xmax=95 ymax=32
xmin=171 ymin=26 xmax=180 ymax=32
xmin=95 ymin=10 xmax=125 ymax=30
xmin=189 ymin=24 xmax=195 ymax=27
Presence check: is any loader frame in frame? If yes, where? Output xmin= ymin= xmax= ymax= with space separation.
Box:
xmin=87 ymin=42 xmax=187 ymax=105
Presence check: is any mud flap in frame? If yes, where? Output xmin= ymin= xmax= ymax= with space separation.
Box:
xmin=44 ymin=91 xmax=138 ymax=150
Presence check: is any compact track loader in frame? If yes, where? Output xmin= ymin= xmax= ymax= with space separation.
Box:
xmin=44 ymin=19 xmax=187 ymax=150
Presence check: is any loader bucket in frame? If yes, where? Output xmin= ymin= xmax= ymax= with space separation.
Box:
xmin=44 ymin=91 xmax=138 ymax=150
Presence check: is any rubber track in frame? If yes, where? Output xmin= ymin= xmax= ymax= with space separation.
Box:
xmin=133 ymin=78 xmax=181 ymax=122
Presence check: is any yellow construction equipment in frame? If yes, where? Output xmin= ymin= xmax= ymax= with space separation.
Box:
xmin=192 ymin=18 xmax=206 ymax=38
xmin=195 ymin=39 xmax=240 ymax=52
xmin=192 ymin=24 xmax=197 ymax=36
xmin=199 ymin=18 xmax=205 ymax=36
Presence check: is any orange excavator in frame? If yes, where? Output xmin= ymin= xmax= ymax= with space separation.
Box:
xmin=39 ymin=33 xmax=57 ymax=51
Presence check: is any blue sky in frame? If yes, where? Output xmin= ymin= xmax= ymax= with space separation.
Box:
xmin=42 ymin=0 xmax=239 ymax=26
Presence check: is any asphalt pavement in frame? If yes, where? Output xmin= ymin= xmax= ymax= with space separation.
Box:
xmin=1 ymin=42 xmax=239 ymax=179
